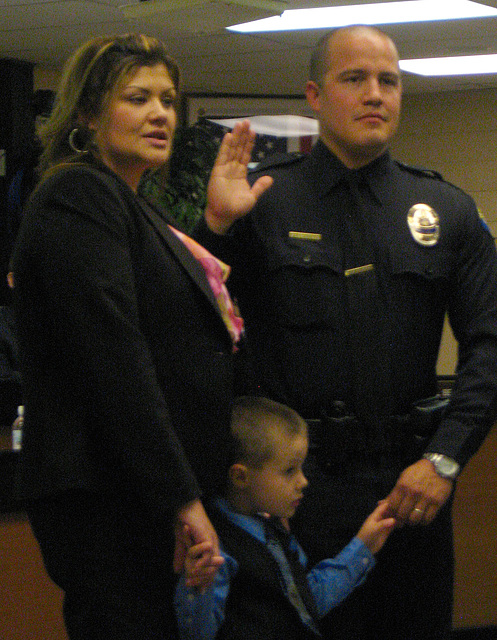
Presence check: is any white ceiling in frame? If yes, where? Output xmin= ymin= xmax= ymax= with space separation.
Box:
xmin=1 ymin=0 xmax=497 ymax=96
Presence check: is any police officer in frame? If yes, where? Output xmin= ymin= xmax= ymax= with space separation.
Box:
xmin=196 ymin=26 xmax=497 ymax=640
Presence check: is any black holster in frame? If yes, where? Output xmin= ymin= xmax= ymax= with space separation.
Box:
xmin=307 ymin=396 xmax=449 ymax=475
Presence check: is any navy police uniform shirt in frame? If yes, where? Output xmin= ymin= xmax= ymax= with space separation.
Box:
xmin=195 ymin=140 xmax=497 ymax=469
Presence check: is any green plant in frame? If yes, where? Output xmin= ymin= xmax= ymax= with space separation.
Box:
xmin=140 ymin=121 xmax=220 ymax=233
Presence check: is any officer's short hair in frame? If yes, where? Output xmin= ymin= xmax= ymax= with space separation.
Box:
xmin=230 ymin=396 xmax=307 ymax=469
xmin=309 ymin=25 xmax=397 ymax=86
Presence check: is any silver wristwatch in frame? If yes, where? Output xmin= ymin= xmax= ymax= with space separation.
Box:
xmin=423 ymin=453 xmax=460 ymax=480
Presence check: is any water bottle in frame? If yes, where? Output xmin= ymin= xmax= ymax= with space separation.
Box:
xmin=12 ymin=405 xmax=24 ymax=451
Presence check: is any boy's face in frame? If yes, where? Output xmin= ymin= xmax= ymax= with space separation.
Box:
xmin=246 ymin=429 xmax=309 ymax=520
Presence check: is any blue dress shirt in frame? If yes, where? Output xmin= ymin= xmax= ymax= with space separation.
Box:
xmin=175 ymin=498 xmax=374 ymax=639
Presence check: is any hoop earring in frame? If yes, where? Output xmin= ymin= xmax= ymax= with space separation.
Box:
xmin=68 ymin=128 xmax=87 ymax=154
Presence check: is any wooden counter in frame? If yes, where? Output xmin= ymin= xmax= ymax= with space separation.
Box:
xmin=0 ymin=511 xmax=68 ymax=640
xmin=0 ymin=424 xmax=66 ymax=639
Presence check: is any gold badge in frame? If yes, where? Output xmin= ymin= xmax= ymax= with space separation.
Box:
xmin=289 ymin=231 xmax=322 ymax=241
xmin=407 ymin=204 xmax=440 ymax=246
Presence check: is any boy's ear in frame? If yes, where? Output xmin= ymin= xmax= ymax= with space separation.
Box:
xmin=229 ymin=462 xmax=250 ymax=489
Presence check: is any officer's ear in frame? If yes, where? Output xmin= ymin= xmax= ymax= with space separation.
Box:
xmin=306 ymin=81 xmax=321 ymax=114
xmin=229 ymin=463 xmax=250 ymax=489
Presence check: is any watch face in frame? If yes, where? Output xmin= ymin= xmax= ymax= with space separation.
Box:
xmin=434 ymin=455 xmax=460 ymax=478
xmin=425 ymin=453 xmax=460 ymax=479
xmin=439 ymin=458 xmax=457 ymax=475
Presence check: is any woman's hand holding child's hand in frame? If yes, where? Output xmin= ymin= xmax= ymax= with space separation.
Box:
xmin=182 ymin=525 xmax=225 ymax=594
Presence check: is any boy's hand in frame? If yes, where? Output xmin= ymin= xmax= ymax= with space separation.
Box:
xmin=182 ymin=525 xmax=225 ymax=593
xmin=356 ymin=501 xmax=396 ymax=555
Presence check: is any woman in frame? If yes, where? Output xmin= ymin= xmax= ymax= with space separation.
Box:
xmin=12 ymin=34 xmax=271 ymax=639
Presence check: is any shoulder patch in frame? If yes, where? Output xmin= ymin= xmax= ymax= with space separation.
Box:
xmin=249 ymin=151 xmax=305 ymax=174
xmin=395 ymin=160 xmax=444 ymax=181
xmin=477 ymin=208 xmax=494 ymax=236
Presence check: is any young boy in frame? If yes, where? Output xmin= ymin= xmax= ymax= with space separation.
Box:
xmin=175 ymin=396 xmax=395 ymax=639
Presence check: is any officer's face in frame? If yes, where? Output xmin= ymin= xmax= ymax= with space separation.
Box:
xmin=306 ymin=28 xmax=402 ymax=169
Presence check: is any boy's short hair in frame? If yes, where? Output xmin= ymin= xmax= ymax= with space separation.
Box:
xmin=229 ymin=396 xmax=308 ymax=469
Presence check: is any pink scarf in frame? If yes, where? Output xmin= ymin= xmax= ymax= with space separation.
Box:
xmin=169 ymin=226 xmax=244 ymax=351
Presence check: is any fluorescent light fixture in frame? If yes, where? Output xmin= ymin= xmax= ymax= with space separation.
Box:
xmin=227 ymin=0 xmax=497 ymax=33
xmin=400 ymin=54 xmax=497 ymax=76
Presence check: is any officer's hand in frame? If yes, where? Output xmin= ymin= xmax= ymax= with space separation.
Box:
xmin=205 ymin=121 xmax=273 ymax=235
xmin=385 ymin=459 xmax=454 ymax=527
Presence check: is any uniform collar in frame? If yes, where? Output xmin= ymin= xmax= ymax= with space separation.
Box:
xmin=307 ymin=139 xmax=392 ymax=204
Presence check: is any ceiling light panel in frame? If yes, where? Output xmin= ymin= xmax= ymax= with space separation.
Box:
xmin=400 ymin=54 xmax=497 ymax=76
xmin=227 ymin=0 xmax=497 ymax=32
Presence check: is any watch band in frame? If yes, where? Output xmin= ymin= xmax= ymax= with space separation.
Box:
xmin=423 ymin=452 xmax=460 ymax=480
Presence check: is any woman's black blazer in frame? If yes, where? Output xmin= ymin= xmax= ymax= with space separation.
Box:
xmin=12 ymin=162 xmax=237 ymax=522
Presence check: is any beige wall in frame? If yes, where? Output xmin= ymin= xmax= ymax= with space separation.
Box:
xmin=33 ymin=65 xmax=60 ymax=91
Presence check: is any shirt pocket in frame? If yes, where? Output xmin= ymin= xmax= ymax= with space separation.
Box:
xmin=389 ymin=249 xmax=453 ymax=281
xmin=265 ymin=241 xmax=343 ymax=328
xmin=388 ymin=248 xmax=453 ymax=318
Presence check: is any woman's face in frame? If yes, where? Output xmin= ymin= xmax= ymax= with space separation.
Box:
xmin=89 ymin=63 xmax=177 ymax=191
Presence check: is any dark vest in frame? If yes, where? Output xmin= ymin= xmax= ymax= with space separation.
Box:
xmin=209 ymin=506 xmax=321 ymax=640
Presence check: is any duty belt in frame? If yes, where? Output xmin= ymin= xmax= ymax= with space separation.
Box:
xmin=306 ymin=396 xmax=449 ymax=474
